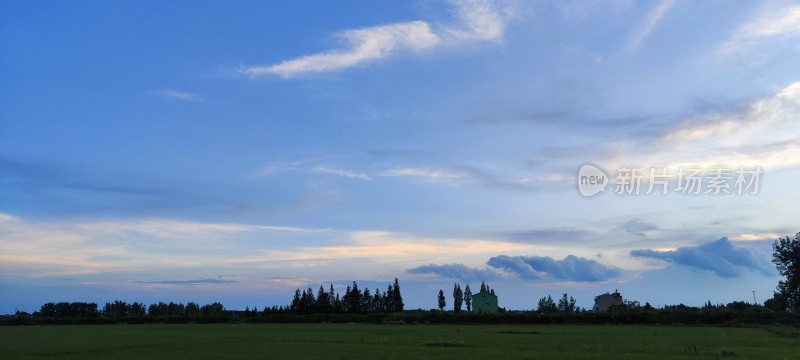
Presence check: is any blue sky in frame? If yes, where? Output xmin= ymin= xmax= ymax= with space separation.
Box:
xmin=1 ymin=0 xmax=799 ymax=313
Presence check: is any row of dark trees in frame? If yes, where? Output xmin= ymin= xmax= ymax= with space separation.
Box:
xmin=289 ymin=278 xmax=404 ymax=314
xmin=536 ymin=293 xmax=580 ymax=314
xmin=38 ymin=302 xmax=99 ymax=319
xmin=12 ymin=298 xmax=800 ymax=326
xmin=28 ymin=300 xmax=227 ymax=322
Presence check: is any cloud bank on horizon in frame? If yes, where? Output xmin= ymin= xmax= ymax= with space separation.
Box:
xmin=631 ymin=237 xmax=776 ymax=278
xmin=408 ymin=254 xmax=621 ymax=283
xmin=406 ymin=236 xmax=773 ymax=284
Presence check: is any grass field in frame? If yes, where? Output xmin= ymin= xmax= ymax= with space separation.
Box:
xmin=1 ymin=323 xmax=798 ymax=359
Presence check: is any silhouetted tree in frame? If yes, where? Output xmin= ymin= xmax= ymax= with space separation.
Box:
xmin=392 ymin=278 xmax=404 ymax=312
xmin=772 ymin=232 xmax=800 ymax=311
xmin=537 ymin=295 xmax=557 ymax=314
xmin=464 ymin=284 xmax=472 ymax=312
xmin=124 ymin=302 xmax=143 ymax=317
xmin=316 ymin=285 xmax=330 ymax=313
xmin=438 ymin=290 xmax=446 ymax=311
xmin=557 ymin=293 xmax=577 ymax=314
xmin=103 ymin=301 xmax=129 ymax=319
xmin=186 ymin=302 xmax=200 ymax=317
xmin=328 ymin=284 xmax=337 ymax=310
xmin=342 ymin=282 xmax=364 ymax=313
xmin=148 ymin=302 xmax=166 ymax=317
xmin=453 ymin=283 xmax=464 ymax=312
xmin=200 ymin=302 xmax=225 ymax=316
xmin=334 ymin=293 xmax=342 ymax=313
xmin=373 ymin=288 xmax=383 ymax=313
xmin=167 ymin=302 xmax=184 ymax=317
xmin=290 ymin=289 xmax=301 ymax=313
xmin=361 ymin=288 xmax=373 ymax=313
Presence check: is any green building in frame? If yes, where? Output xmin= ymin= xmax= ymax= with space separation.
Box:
xmin=471 ymin=290 xmax=498 ymax=313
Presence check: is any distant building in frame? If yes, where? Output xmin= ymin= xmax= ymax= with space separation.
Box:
xmin=472 ymin=290 xmax=498 ymax=313
xmin=593 ymin=290 xmax=623 ymax=312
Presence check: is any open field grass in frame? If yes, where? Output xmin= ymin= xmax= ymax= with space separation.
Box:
xmin=1 ymin=323 xmax=798 ymax=359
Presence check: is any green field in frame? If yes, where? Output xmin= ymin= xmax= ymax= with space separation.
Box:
xmin=1 ymin=324 xmax=798 ymax=359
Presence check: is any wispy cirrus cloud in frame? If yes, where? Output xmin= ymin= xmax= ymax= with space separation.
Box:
xmin=0 ymin=213 xmax=323 ymax=278
xmin=718 ymin=3 xmax=800 ymax=55
xmin=244 ymin=21 xmax=440 ymax=78
xmin=151 ymin=89 xmax=203 ymax=101
xmin=134 ymin=278 xmax=237 ymax=286
xmin=630 ymin=237 xmax=775 ymax=277
xmin=626 ymin=0 xmax=676 ymax=53
xmin=254 ymin=158 xmax=568 ymax=190
xmin=253 ymin=160 xmax=466 ymax=185
xmin=589 ymin=81 xmax=800 ymax=171
xmin=661 ymin=82 xmax=800 ymax=146
xmin=260 ymin=230 xmax=529 ymax=262
xmin=242 ymin=0 xmax=518 ymax=78
xmin=443 ymin=0 xmax=513 ymax=42
xmin=650 ymin=81 xmax=800 ymax=169
xmin=312 ymin=166 xmax=373 ymax=180
xmin=378 ymin=167 xmax=469 ymax=186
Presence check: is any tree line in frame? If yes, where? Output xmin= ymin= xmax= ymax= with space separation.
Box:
xmin=535 ymin=293 xmax=580 ymax=314
xmin=31 ymin=300 xmax=227 ymax=322
xmin=288 ymin=278 xmax=404 ymax=314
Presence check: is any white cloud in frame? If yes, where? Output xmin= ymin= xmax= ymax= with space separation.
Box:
xmin=652 ymin=81 xmax=800 ymax=169
xmin=718 ymin=4 xmax=800 ymax=55
xmin=663 ymin=82 xmax=800 ymax=145
xmin=254 ymin=159 xmax=563 ymax=190
xmin=0 ymin=213 xmax=322 ymax=278
xmin=732 ymin=232 xmax=785 ymax=242
xmin=626 ymin=0 xmax=676 ymax=53
xmin=242 ymin=1 xmax=517 ymax=78
xmin=312 ymin=166 xmax=373 ymax=180
xmin=0 ymin=213 xmax=540 ymax=287
xmin=378 ymin=167 xmax=469 ymax=186
xmin=443 ymin=0 xmax=512 ymax=42
xmin=251 ymin=160 xmax=373 ymax=180
xmin=152 ymin=89 xmax=203 ymax=101
xmin=250 ymin=159 xmax=313 ymax=177
xmin=243 ymin=21 xmax=439 ymax=78
xmin=599 ymin=81 xmax=800 ymax=171
xmin=257 ymin=230 xmax=531 ymax=263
